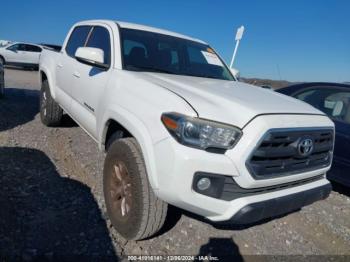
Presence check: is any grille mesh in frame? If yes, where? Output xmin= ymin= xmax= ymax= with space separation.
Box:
xmin=246 ymin=128 xmax=333 ymax=179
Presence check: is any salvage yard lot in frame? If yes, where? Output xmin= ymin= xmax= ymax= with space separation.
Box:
xmin=0 ymin=68 xmax=350 ymax=259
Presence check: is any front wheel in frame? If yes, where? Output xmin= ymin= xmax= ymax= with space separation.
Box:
xmin=103 ymin=137 xmax=168 ymax=240
xmin=40 ymin=80 xmax=63 ymax=126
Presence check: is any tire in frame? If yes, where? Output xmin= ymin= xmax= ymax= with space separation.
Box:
xmin=0 ymin=56 xmax=5 ymax=65
xmin=103 ymin=137 xmax=168 ymax=240
xmin=40 ymin=80 xmax=63 ymax=126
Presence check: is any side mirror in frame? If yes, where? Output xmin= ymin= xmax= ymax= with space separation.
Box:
xmin=75 ymin=47 xmax=108 ymax=69
xmin=230 ymin=68 xmax=240 ymax=79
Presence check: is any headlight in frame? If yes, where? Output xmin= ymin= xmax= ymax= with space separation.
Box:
xmin=161 ymin=112 xmax=242 ymax=151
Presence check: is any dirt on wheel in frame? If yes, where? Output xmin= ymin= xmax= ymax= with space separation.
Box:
xmin=1 ymin=68 xmax=349 ymax=260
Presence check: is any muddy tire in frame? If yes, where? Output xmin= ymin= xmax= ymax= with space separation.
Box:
xmin=40 ymin=80 xmax=63 ymax=126
xmin=103 ymin=137 xmax=167 ymax=240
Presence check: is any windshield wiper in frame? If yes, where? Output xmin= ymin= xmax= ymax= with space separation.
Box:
xmin=127 ymin=65 xmax=175 ymax=75
xmin=181 ymin=72 xmax=220 ymax=80
xmin=127 ymin=66 xmax=224 ymax=80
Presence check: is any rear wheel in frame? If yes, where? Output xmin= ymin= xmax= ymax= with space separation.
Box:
xmin=40 ymin=80 xmax=63 ymax=126
xmin=103 ymin=137 xmax=168 ymax=240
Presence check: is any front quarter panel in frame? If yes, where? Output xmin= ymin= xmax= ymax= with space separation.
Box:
xmin=97 ymin=70 xmax=197 ymax=189
xmin=39 ymin=50 xmax=59 ymax=99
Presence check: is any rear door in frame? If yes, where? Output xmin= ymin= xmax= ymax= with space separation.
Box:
xmin=15 ymin=44 xmax=30 ymax=63
xmin=23 ymin=44 xmax=42 ymax=64
xmin=55 ymin=25 xmax=92 ymax=110
xmin=70 ymin=25 xmax=112 ymax=138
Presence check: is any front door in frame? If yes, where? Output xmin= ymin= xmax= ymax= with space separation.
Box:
xmin=55 ymin=25 xmax=92 ymax=111
xmin=70 ymin=25 xmax=112 ymax=138
xmin=4 ymin=44 xmax=24 ymax=63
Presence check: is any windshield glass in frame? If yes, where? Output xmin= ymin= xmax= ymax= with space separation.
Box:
xmin=120 ymin=28 xmax=235 ymax=81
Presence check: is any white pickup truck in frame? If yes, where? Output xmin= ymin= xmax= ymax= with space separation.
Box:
xmin=39 ymin=20 xmax=334 ymax=240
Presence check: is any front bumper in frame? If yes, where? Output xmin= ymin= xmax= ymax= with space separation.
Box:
xmin=229 ymin=182 xmax=331 ymax=225
xmin=152 ymin=114 xmax=334 ymax=222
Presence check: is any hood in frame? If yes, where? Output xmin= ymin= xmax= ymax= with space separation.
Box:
xmin=138 ymin=72 xmax=324 ymax=128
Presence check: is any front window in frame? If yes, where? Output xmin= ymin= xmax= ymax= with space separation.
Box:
xmin=120 ymin=28 xmax=234 ymax=81
xmin=86 ymin=26 xmax=111 ymax=66
xmin=7 ymin=44 xmax=19 ymax=51
xmin=295 ymin=88 xmax=350 ymax=124
xmin=65 ymin=26 xmax=92 ymax=58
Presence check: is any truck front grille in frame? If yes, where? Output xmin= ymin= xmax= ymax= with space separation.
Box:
xmin=246 ymin=128 xmax=334 ymax=179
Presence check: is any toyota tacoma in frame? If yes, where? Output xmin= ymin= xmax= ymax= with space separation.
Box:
xmin=39 ymin=20 xmax=334 ymax=240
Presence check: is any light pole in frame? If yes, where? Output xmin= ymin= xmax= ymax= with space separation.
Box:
xmin=229 ymin=25 xmax=244 ymax=69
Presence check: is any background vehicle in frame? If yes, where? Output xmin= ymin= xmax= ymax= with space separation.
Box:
xmin=277 ymin=82 xmax=350 ymax=187
xmin=0 ymin=62 xmax=4 ymax=97
xmin=39 ymin=20 xmax=334 ymax=240
xmin=39 ymin=43 xmax=62 ymax=52
xmin=261 ymin=85 xmax=273 ymax=90
xmin=0 ymin=40 xmax=11 ymax=48
xmin=0 ymin=42 xmax=43 ymax=70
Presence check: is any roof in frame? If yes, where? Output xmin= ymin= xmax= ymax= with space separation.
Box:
xmin=277 ymin=82 xmax=350 ymax=95
xmin=4 ymin=42 xmax=42 ymax=47
xmin=287 ymin=82 xmax=350 ymax=89
xmin=79 ymin=20 xmax=206 ymax=44
xmin=74 ymin=19 xmax=207 ymax=44
xmin=116 ymin=21 xmax=206 ymax=44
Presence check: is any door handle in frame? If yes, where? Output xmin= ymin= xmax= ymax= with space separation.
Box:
xmin=73 ymin=71 xmax=81 ymax=78
xmin=57 ymin=63 xmax=63 ymax=68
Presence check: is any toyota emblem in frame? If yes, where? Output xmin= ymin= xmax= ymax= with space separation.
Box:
xmin=298 ymin=138 xmax=314 ymax=157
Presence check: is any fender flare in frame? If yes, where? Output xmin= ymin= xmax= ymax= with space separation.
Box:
xmin=39 ymin=66 xmax=57 ymax=99
xmin=98 ymin=105 xmax=162 ymax=190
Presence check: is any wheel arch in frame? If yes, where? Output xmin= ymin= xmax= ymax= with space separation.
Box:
xmin=99 ymin=107 xmax=164 ymax=190
xmin=39 ymin=68 xmax=57 ymax=99
xmin=0 ymin=55 xmax=5 ymax=64
xmin=40 ymin=70 xmax=48 ymax=82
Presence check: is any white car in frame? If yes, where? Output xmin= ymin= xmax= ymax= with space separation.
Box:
xmin=0 ymin=40 xmax=11 ymax=48
xmin=0 ymin=42 xmax=43 ymax=69
xmin=39 ymin=20 xmax=334 ymax=240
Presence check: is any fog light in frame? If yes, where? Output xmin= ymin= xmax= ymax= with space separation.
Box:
xmin=197 ymin=177 xmax=211 ymax=191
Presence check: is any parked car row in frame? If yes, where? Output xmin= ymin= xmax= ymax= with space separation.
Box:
xmin=0 ymin=42 xmax=43 ymax=70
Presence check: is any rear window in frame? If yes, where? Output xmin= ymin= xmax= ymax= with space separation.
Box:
xmin=25 ymin=45 xmax=42 ymax=52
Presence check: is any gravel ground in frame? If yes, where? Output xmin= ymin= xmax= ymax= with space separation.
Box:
xmin=0 ymin=68 xmax=349 ymax=261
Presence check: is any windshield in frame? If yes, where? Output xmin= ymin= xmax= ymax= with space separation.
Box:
xmin=120 ymin=28 xmax=235 ymax=81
